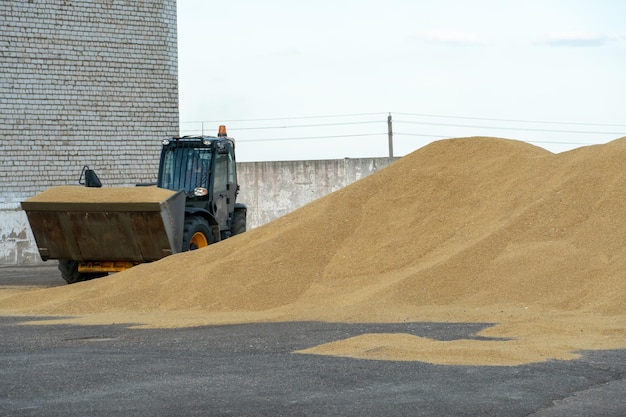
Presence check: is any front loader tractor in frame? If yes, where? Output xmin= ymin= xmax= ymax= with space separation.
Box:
xmin=22 ymin=126 xmax=247 ymax=284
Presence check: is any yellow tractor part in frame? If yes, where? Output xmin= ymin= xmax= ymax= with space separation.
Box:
xmin=78 ymin=261 xmax=139 ymax=273
xmin=190 ymin=231 xmax=209 ymax=249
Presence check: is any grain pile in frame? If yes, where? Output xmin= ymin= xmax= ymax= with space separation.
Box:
xmin=2 ymin=136 xmax=625 ymax=366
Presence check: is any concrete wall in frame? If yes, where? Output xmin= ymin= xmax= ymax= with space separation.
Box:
xmin=237 ymin=157 xmax=399 ymax=230
xmin=0 ymin=0 xmax=178 ymax=265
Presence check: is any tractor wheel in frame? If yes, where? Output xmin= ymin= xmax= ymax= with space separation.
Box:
xmin=182 ymin=216 xmax=214 ymax=251
xmin=58 ymin=260 xmax=107 ymax=285
xmin=231 ymin=208 xmax=247 ymax=236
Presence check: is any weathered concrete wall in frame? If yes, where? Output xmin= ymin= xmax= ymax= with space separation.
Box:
xmin=0 ymin=0 xmax=178 ymax=265
xmin=236 ymin=157 xmax=399 ymax=230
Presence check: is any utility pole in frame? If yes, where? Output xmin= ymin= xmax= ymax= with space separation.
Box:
xmin=387 ymin=113 xmax=393 ymax=157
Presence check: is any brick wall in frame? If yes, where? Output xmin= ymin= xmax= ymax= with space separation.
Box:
xmin=0 ymin=0 xmax=178 ymax=265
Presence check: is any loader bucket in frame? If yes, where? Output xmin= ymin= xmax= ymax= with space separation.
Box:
xmin=21 ymin=186 xmax=186 ymax=263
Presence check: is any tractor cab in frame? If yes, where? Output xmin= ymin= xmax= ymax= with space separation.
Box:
xmin=157 ymin=126 xmax=242 ymax=241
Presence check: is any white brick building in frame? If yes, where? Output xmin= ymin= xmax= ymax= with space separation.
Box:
xmin=0 ymin=0 xmax=178 ymax=265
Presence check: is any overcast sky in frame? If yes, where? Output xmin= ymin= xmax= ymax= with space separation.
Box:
xmin=177 ymin=0 xmax=626 ymax=162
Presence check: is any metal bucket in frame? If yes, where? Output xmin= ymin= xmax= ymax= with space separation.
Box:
xmin=21 ymin=187 xmax=186 ymax=262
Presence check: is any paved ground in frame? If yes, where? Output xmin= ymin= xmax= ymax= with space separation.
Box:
xmin=0 ymin=266 xmax=625 ymax=416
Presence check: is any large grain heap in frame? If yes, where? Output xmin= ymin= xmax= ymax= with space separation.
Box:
xmin=2 ymin=136 xmax=625 ymax=366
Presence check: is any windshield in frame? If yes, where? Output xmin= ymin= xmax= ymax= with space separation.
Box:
xmin=159 ymin=146 xmax=212 ymax=195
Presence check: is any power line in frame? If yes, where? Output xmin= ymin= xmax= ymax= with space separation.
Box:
xmin=228 ymin=120 xmax=382 ymax=131
xmin=180 ymin=112 xmax=625 ymax=153
xmin=183 ymin=112 xmax=625 ymax=135
xmin=182 ymin=112 xmax=385 ymax=124
xmin=394 ymin=112 xmax=626 ymax=128
xmin=394 ymin=132 xmax=596 ymax=146
xmin=394 ymin=119 xmax=624 ymax=135
xmin=526 ymin=140 xmax=596 ymax=146
xmin=236 ymin=133 xmax=384 ymax=143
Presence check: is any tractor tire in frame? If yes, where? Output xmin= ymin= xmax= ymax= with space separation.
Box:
xmin=182 ymin=215 xmax=214 ymax=251
xmin=58 ymin=260 xmax=107 ymax=285
xmin=231 ymin=208 xmax=247 ymax=236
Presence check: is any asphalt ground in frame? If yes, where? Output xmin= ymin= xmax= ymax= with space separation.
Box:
xmin=0 ymin=266 xmax=625 ymax=417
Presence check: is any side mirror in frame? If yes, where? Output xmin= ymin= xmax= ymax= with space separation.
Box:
xmin=79 ymin=165 xmax=102 ymax=188
xmin=216 ymin=141 xmax=232 ymax=154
